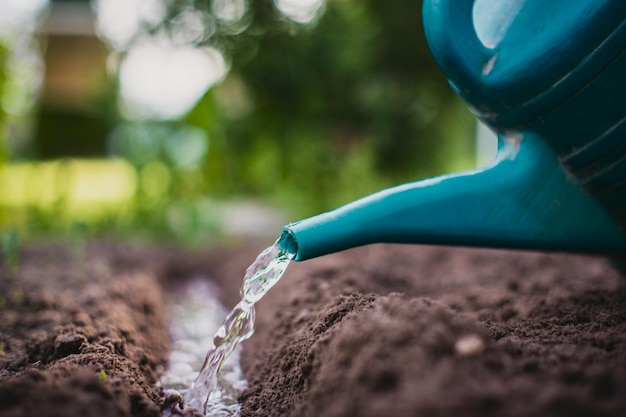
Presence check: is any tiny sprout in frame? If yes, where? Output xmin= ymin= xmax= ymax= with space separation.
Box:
xmin=99 ymin=369 xmax=108 ymax=380
xmin=10 ymin=290 xmax=24 ymax=306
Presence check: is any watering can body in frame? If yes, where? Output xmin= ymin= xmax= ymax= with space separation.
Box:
xmin=425 ymin=0 xmax=626 ymax=225
xmin=279 ymin=0 xmax=626 ymax=261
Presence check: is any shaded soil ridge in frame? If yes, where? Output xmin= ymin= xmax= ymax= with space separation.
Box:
xmin=0 ymin=242 xmax=173 ymax=417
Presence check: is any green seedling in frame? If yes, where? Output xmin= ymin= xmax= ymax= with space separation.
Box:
xmin=98 ymin=369 xmax=108 ymax=380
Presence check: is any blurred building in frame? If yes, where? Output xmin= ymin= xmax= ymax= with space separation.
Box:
xmin=36 ymin=0 xmax=111 ymax=158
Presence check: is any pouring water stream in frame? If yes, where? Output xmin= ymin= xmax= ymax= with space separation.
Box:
xmin=163 ymin=238 xmax=294 ymax=416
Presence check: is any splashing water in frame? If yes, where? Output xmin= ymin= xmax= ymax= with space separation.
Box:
xmin=176 ymin=240 xmax=294 ymax=416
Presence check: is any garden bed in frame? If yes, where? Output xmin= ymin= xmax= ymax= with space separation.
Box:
xmin=1 ymin=241 xmax=625 ymax=416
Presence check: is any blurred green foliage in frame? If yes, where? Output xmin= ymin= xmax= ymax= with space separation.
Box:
xmin=0 ymin=40 xmax=8 ymax=165
xmin=0 ymin=228 xmax=19 ymax=274
xmin=182 ymin=0 xmax=475 ymax=216
xmin=0 ymin=0 xmax=476 ymax=244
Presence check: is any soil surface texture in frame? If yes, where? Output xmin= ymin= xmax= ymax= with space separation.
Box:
xmin=1 ymin=240 xmax=625 ymax=417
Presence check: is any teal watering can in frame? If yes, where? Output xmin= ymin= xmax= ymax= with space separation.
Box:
xmin=279 ymin=0 xmax=626 ymax=261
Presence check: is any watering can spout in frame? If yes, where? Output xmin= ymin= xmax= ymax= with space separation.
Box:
xmin=280 ymin=133 xmax=626 ymax=261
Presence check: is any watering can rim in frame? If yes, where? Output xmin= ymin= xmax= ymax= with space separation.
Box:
xmin=423 ymin=0 xmax=626 ymax=121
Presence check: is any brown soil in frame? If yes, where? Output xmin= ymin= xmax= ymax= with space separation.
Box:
xmin=1 ymin=240 xmax=625 ymax=417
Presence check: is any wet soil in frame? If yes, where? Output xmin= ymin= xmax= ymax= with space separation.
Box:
xmin=1 ymin=240 xmax=625 ymax=416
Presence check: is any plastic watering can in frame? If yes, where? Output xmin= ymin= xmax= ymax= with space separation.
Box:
xmin=279 ymin=0 xmax=626 ymax=261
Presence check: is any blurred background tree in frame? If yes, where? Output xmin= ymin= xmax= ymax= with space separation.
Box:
xmin=0 ymin=0 xmax=482 ymax=245
xmin=201 ymin=0 xmax=475 ymax=214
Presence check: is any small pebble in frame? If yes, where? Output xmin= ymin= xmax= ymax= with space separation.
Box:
xmin=455 ymin=334 xmax=485 ymax=357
